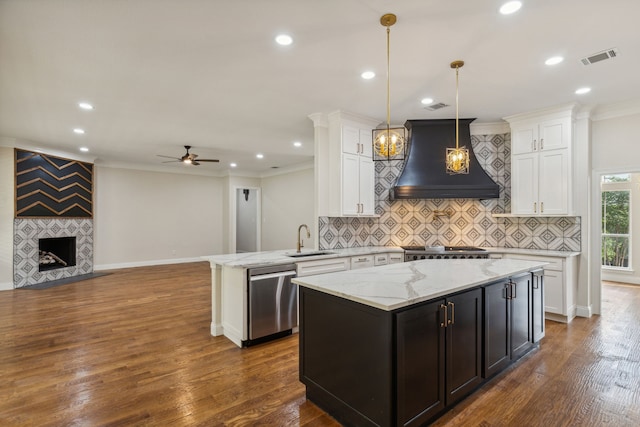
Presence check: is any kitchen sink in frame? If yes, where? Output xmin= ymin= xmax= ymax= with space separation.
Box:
xmin=285 ymin=251 xmax=335 ymax=258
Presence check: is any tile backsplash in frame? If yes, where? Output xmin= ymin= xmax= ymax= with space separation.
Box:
xmin=319 ymin=132 xmax=581 ymax=252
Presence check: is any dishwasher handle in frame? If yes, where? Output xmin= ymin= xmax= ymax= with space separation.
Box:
xmin=249 ymin=270 xmax=297 ymax=282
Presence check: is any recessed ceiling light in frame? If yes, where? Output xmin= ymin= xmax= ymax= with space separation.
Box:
xmin=275 ymin=34 xmax=293 ymax=46
xmin=293 ymin=141 xmax=302 ymax=147
xmin=78 ymin=102 xmax=94 ymax=110
xmin=545 ymin=56 xmax=564 ymax=66
xmin=575 ymin=87 xmax=591 ymax=95
xmin=73 ymin=128 xmax=85 ymax=134
xmin=256 ymin=153 xmax=264 ymax=159
xmin=361 ymin=71 xmax=375 ymax=80
xmin=500 ymin=1 xmax=522 ymax=15
xmin=421 ymin=97 xmax=434 ymax=105
xmin=230 ymin=163 xmax=237 ymax=168
xmin=79 ymin=147 xmax=89 ymax=152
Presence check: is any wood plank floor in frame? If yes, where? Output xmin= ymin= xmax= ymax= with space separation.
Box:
xmin=0 ymin=264 xmax=638 ymax=426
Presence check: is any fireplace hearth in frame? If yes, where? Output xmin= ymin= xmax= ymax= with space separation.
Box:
xmin=14 ymin=218 xmax=93 ymax=288
xmin=39 ymin=237 xmax=76 ymax=272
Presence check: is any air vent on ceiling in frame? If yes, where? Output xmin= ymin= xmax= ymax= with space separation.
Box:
xmin=581 ymin=48 xmax=619 ymax=65
xmin=423 ymin=102 xmax=449 ymax=111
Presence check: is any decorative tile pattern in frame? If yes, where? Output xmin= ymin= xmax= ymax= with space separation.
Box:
xmin=319 ymin=132 xmax=581 ymax=252
xmin=14 ymin=218 xmax=94 ymax=288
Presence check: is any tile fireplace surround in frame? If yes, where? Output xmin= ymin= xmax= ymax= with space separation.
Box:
xmin=13 ymin=218 xmax=93 ymax=288
xmin=319 ymin=132 xmax=581 ymax=251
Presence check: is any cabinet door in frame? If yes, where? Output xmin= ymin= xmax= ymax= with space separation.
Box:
xmin=359 ymin=157 xmax=375 ymax=215
xmin=538 ymin=149 xmax=568 ymax=215
xmin=531 ymin=270 xmax=545 ymax=342
xmin=342 ymin=125 xmax=360 ymax=155
xmin=543 ymin=269 xmax=564 ymax=314
xmin=483 ymin=281 xmax=510 ymax=378
xmin=341 ymin=153 xmax=359 ymax=215
xmin=359 ymin=128 xmax=373 ymax=158
xmin=396 ymin=300 xmax=446 ymax=427
xmin=539 ymin=118 xmax=569 ymax=151
xmin=511 ymin=153 xmax=538 ymax=215
xmin=510 ymin=274 xmax=533 ymax=360
xmin=511 ymin=124 xmax=538 ymax=155
xmin=445 ymin=288 xmax=483 ymax=405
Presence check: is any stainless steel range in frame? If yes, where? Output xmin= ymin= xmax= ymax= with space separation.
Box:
xmin=401 ymin=245 xmax=489 ymax=262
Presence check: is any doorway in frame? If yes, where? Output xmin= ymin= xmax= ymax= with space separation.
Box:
xmin=235 ymin=187 xmax=261 ymax=253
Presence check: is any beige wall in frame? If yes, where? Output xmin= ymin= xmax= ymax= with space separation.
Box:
xmin=94 ymin=166 xmax=223 ymax=269
xmin=0 ymin=147 xmax=13 ymax=289
xmin=261 ymin=167 xmax=315 ymax=251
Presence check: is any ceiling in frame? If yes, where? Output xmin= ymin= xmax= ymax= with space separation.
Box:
xmin=1 ymin=0 xmax=639 ymax=176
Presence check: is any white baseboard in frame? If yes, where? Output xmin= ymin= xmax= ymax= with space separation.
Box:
xmin=210 ymin=322 xmax=224 ymax=337
xmin=576 ymin=305 xmax=592 ymax=318
xmin=0 ymin=281 xmax=14 ymax=291
xmin=94 ymin=257 xmax=204 ymax=271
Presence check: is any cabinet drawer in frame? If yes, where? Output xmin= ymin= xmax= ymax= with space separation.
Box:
xmin=351 ymin=255 xmax=374 ymax=270
xmin=374 ymin=253 xmax=388 ymax=266
xmin=388 ymin=252 xmax=404 ymax=264
xmin=296 ymin=258 xmax=349 ymax=277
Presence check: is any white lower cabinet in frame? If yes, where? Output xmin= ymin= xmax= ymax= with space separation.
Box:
xmin=503 ymin=253 xmax=578 ymax=322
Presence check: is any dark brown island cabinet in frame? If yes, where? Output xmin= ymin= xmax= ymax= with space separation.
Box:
xmin=299 ymin=269 xmax=544 ymax=427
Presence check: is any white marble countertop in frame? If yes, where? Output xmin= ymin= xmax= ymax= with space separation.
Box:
xmin=202 ymin=246 xmax=579 ymax=269
xmin=201 ymin=246 xmax=403 ymax=268
xmin=292 ymin=258 xmax=547 ymax=311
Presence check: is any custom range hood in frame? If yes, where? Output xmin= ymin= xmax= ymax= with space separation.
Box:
xmin=392 ymin=119 xmax=500 ymax=199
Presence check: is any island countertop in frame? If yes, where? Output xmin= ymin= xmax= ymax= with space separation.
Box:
xmin=292 ymin=258 xmax=547 ymax=311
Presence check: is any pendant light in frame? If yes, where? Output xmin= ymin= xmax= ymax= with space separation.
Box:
xmin=446 ymin=60 xmax=470 ymax=174
xmin=372 ymin=13 xmax=406 ymax=162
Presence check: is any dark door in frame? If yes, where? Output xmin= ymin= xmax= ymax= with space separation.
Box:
xmin=510 ymin=273 xmax=533 ymax=359
xmin=483 ymin=281 xmax=510 ymax=378
xmin=446 ymin=288 xmax=483 ymax=405
xmin=396 ymin=299 xmax=446 ymax=427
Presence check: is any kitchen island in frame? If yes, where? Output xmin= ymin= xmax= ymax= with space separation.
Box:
xmin=292 ymin=258 xmax=547 ymax=427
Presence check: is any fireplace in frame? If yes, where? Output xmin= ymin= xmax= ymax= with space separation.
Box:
xmin=39 ymin=237 xmax=76 ymax=272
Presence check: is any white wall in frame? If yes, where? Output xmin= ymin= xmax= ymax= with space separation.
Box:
xmin=94 ymin=166 xmax=223 ymax=269
xmin=261 ymin=167 xmax=315 ymax=251
xmin=593 ymin=110 xmax=640 ymax=284
xmin=0 ymin=147 xmax=14 ymax=289
xmin=590 ymin=108 xmax=640 ymax=313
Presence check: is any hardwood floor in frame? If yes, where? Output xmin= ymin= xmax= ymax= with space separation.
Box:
xmin=0 ymin=264 xmax=638 ymax=426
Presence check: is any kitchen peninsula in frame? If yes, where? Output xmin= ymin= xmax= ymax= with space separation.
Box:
xmin=293 ymin=258 xmax=547 ymax=427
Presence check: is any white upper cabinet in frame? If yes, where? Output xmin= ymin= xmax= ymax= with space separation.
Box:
xmin=327 ymin=112 xmax=379 ymax=217
xmin=505 ymin=104 xmax=576 ymax=216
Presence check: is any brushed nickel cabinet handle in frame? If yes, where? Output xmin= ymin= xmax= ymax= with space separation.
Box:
xmin=541 ymin=202 xmax=544 ymax=213
xmin=533 ymin=202 xmax=537 ymax=213
xmin=540 ymin=138 xmax=544 ymax=150
xmin=448 ymin=301 xmax=455 ymax=325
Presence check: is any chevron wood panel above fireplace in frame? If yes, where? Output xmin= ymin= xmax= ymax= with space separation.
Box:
xmin=15 ymin=149 xmax=93 ymax=218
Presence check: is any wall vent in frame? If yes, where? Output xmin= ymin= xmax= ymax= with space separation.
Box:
xmin=424 ymin=102 xmax=449 ymax=111
xmin=581 ymin=48 xmax=619 ymax=65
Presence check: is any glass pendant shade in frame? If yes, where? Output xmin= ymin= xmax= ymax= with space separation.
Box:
xmin=446 ymin=146 xmax=470 ymax=174
xmin=373 ymin=126 xmax=406 ymax=161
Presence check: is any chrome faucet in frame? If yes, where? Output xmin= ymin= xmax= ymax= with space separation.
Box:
xmin=297 ymin=224 xmax=310 ymax=253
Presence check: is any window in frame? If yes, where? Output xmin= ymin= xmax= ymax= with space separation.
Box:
xmin=602 ymin=174 xmax=631 ymax=269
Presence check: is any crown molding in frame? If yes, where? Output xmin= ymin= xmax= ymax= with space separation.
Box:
xmin=591 ymin=98 xmax=640 ymax=121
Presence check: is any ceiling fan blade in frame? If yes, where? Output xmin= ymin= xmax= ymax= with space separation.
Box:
xmin=161 ymin=160 xmax=181 ymax=163
xmin=157 ymin=155 xmax=180 ymax=160
xmin=197 ymin=159 xmax=220 ymax=162
xmin=191 ymin=161 xmax=201 ymax=166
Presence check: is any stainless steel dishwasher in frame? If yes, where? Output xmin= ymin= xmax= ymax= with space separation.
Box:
xmin=246 ymin=263 xmax=298 ymax=346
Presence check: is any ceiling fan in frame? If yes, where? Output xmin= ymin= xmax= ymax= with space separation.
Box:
xmin=157 ymin=145 xmax=219 ymax=166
